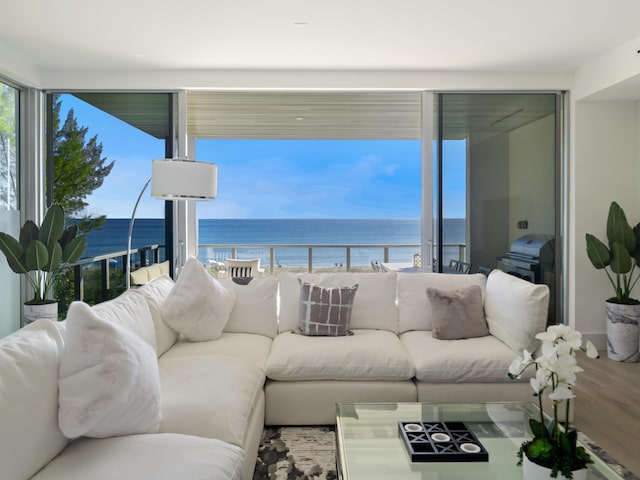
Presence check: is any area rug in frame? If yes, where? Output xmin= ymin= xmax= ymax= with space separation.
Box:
xmin=253 ymin=426 xmax=337 ymax=480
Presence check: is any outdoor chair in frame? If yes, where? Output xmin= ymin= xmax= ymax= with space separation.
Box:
xmin=220 ymin=258 xmax=265 ymax=278
xmin=448 ymin=259 xmax=472 ymax=274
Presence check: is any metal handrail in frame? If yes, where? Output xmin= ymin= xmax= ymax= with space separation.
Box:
xmin=199 ymin=243 xmax=422 ymax=274
xmin=198 ymin=242 xmax=466 ymax=274
xmin=69 ymin=244 xmax=163 ymax=302
xmin=64 ymin=241 xmax=467 ymax=304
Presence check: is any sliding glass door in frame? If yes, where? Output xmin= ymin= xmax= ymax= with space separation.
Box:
xmin=429 ymin=92 xmax=562 ymax=324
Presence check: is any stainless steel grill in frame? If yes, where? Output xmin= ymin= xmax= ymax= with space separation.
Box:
xmin=497 ymin=234 xmax=554 ymax=283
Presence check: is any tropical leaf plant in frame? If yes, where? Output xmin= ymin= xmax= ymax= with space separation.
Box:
xmin=585 ymin=201 xmax=640 ymax=304
xmin=0 ymin=204 xmax=87 ymax=304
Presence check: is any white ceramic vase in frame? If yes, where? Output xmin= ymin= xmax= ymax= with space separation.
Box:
xmin=605 ymin=301 xmax=640 ymax=362
xmin=523 ymin=456 xmax=587 ymax=480
xmin=23 ymin=302 xmax=58 ymax=325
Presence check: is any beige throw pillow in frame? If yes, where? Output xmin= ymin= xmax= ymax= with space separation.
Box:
xmin=426 ymin=284 xmax=489 ymax=340
xmin=298 ymin=279 xmax=358 ymax=336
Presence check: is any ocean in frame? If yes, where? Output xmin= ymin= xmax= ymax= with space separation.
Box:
xmin=82 ymin=218 xmax=466 ymax=268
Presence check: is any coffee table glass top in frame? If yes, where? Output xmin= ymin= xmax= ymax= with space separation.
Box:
xmin=335 ymin=402 xmax=623 ymax=480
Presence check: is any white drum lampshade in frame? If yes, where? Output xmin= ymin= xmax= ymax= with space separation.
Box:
xmin=151 ymin=159 xmax=218 ymax=200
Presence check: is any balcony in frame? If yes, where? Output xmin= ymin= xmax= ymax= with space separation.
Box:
xmin=62 ymin=241 xmax=467 ymax=312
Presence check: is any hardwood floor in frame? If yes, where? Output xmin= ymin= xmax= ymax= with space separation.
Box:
xmin=574 ymin=350 xmax=640 ymax=477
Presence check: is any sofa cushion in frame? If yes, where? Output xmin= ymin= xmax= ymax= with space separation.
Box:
xmin=427 ymin=284 xmax=489 ymax=340
xmin=0 ymin=321 xmax=68 ymax=480
xmin=30 ymin=433 xmax=243 ymax=480
xmin=279 ymin=272 xmax=398 ymax=333
xmin=161 ymin=257 xmax=236 ymax=341
xmin=219 ymin=276 xmax=278 ymax=338
xmin=158 ymin=354 xmax=265 ymax=447
xmin=398 ymin=272 xmax=487 ymax=333
xmin=297 ymin=279 xmax=358 ymax=336
xmin=161 ymin=332 xmax=273 ymax=370
xmin=400 ymin=330 xmax=531 ymax=383
xmin=130 ymin=260 xmax=170 ymax=286
xmin=58 ymin=302 xmax=161 ymax=438
xmin=136 ymin=275 xmax=179 ymax=356
xmin=484 ymin=269 xmax=549 ymax=353
xmin=91 ymin=288 xmax=157 ymax=353
xmin=266 ymin=329 xmax=415 ymax=381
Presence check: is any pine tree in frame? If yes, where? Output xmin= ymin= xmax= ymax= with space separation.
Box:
xmin=50 ymin=95 xmax=117 ymax=312
xmin=51 ymin=94 xmax=114 ymax=233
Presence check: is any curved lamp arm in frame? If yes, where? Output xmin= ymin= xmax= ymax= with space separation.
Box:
xmin=125 ymin=177 xmax=151 ymax=290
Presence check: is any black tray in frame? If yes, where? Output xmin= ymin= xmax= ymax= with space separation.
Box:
xmin=398 ymin=421 xmax=489 ymax=462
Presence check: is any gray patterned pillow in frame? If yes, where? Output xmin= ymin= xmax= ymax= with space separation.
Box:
xmin=298 ymin=279 xmax=358 ymax=336
xmin=426 ymin=284 xmax=489 ymax=340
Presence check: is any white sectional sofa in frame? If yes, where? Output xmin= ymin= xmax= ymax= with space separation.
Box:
xmin=0 ymin=259 xmax=549 ymax=479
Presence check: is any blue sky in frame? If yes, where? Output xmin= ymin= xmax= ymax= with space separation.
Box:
xmin=60 ymin=94 xmax=466 ymax=219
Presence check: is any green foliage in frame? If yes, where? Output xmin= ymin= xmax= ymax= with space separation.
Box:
xmin=51 ymin=94 xmax=114 ymax=233
xmin=0 ymin=84 xmax=17 ymax=210
xmin=0 ymin=205 xmax=87 ymax=303
xmin=585 ymin=201 xmax=640 ymax=304
xmin=518 ymin=419 xmax=594 ymax=479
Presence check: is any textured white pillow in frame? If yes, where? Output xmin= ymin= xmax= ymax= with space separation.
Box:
xmin=58 ymin=301 xmax=161 ymax=439
xmin=91 ymin=289 xmax=157 ymax=353
xmin=161 ymin=257 xmax=236 ymax=341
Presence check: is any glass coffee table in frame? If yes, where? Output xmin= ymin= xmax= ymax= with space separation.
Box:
xmin=335 ymin=402 xmax=625 ymax=480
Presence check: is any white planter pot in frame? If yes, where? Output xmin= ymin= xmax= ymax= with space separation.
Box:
xmin=605 ymin=301 xmax=640 ymax=362
xmin=523 ymin=456 xmax=587 ymax=480
xmin=23 ymin=302 xmax=58 ymax=325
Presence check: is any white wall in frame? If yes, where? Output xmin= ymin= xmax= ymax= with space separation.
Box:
xmin=571 ymin=101 xmax=639 ymax=347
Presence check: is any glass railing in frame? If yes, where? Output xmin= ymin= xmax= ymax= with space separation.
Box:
xmin=60 ymin=242 xmax=467 ymax=312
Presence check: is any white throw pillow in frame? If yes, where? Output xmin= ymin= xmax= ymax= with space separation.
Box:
xmin=137 ymin=275 xmax=179 ymax=356
xmin=218 ymin=276 xmax=278 ymax=338
xmin=484 ymin=269 xmax=549 ymax=353
xmin=397 ymin=272 xmax=487 ymax=333
xmin=278 ymin=272 xmax=398 ymax=333
xmin=58 ymin=301 xmax=162 ymax=439
xmin=161 ymin=257 xmax=236 ymax=341
xmin=91 ymin=289 xmax=157 ymax=353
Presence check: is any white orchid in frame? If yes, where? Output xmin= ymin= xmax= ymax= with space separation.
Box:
xmin=508 ymin=349 xmax=533 ymax=377
xmin=511 ymin=324 xmax=597 ymax=402
xmin=510 ymin=324 xmax=599 ymax=442
xmin=511 ymin=323 xmax=598 ymax=477
xmin=549 ymin=385 xmax=576 ymax=401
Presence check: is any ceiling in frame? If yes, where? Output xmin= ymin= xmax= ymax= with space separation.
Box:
xmin=27 ymin=1 xmax=635 ymax=140
xmin=74 ymin=91 xmax=556 ymax=141
xmin=1 ymin=1 xmax=640 ymax=74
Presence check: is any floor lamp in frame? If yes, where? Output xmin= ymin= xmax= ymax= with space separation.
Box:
xmin=126 ymin=158 xmax=218 ymax=289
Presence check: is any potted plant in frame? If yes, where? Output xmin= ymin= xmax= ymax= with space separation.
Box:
xmin=585 ymin=201 xmax=640 ymax=362
xmin=0 ymin=204 xmax=87 ymax=323
xmin=509 ymin=324 xmax=599 ymax=479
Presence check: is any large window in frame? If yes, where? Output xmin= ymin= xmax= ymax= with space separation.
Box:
xmin=194 ymin=138 xmax=422 ymax=271
xmin=0 ymin=80 xmax=20 ymax=337
xmin=46 ymin=92 xmax=170 ymax=309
